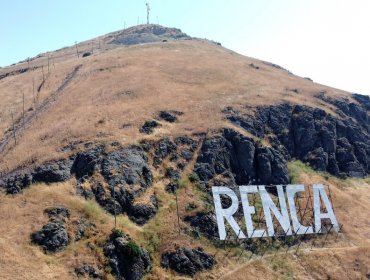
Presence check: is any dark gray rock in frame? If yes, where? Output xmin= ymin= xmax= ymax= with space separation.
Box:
xmin=165 ymin=167 xmax=180 ymax=181
xmin=184 ymin=212 xmax=218 ymax=239
xmin=139 ymin=120 xmax=160 ymax=134
xmin=224 ymin=101 xmax=370 ymax=178
xmin=32 ymin=159 xmax=73 ymax=183
xmin=71 ymin=147 xmax=103 ymax=179
xmin=74 ymin=263 xmax=103 ymax=279
xmin=74 ymin=218 xmax=97 ymax=241
xmin=101 ymin=148 xmax=152 ymax=192
xmin=194 ymin=129 xmax=289 ymax=186
xmin=161 ymin=247 xmax=215 ymax=276
xmin=165 ymin=182 xmax=179 ymax=193
xmin=31 ymin=221 xmax=69 ymax=252
xmin=104 ymin=232 xmax=151 ymax=280
xmin=304 ymin=147 xmax=328 ymax=171
xmin=129 ymin=202 xmax=157 ymax=225
xmin=109 ymin=24 xmax=190 ymax=46
xmin=44 ymin=206 xmax=70 ymax=219
xmin=158 ymin=111 xmax=179 ymax=123
xmin=2 ymin=172 xmax=32 ymax=194
xmin=153 ymin=138 xmax=177 ymax=166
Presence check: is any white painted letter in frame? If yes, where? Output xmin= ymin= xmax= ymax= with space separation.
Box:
xmin=259 ymin=185 xmax=292 ymax=236
xmin=313 ymin=184 xmax=339 ymax=233
xmin=212 ymin=186 xmax=246 ymax=240
xmin=239 ymin=185 xmax=267 ymax=238
xmin=286 ymin=185 xmax=314 ymax=234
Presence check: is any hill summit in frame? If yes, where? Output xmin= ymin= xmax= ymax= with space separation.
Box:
xmin=106 ymin=24 xmax=191 ymax=45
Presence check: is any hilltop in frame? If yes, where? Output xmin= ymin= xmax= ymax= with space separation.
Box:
xmin=0 ymin=25 xmax=369 ymax=280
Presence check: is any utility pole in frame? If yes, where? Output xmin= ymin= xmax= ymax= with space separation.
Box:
xmin=22 ymin=91 xmax=25 ymax=127
xmin=75 ymin=41 xmax=79 ymax=58
xmin=47 ymin=53 xmax=50 ymax=74
xmin=10 ymin=110 xmax=16 ymax=145
xmin=146 ymin=3 xmax=150 ymax=25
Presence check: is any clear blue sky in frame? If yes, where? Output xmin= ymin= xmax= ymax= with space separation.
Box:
xmin=1 ymin=0 xmax=369 ymax=95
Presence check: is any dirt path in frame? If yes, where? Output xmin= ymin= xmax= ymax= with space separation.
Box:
xmin=0 ymin=64 xmax=82 ymax=156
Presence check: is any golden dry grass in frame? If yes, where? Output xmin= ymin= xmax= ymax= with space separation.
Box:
xmin=0 ymin=38 xmax=350 ymax=173
xmin=1 ymin=32 xmax=369 ymax=280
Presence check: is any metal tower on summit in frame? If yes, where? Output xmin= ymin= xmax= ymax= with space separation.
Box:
xmin=146 ymin=3 xmax=151 ymax=24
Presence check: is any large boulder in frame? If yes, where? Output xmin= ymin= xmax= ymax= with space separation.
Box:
xmin=184 ymin=212 xmax=218 ymax=239
xmin=31 ymin=221 xmax=69 ymax=252
xmin=161 ymin=247 xmax=215 ymax=277
xmin=104 ymin=231 xmax=151 ymax=280
xmin=1 ymin=172 xmax=32 ymax=194
xmin=101 ymin=148 xmax=152 ymax=192
xmin=71 ymin=146 xmax=104 ymax=179
xmin=32 ymin=159 xmax=73 ymax=183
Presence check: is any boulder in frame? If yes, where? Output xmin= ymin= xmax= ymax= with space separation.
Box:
xmin=32 ymin=159 xmax=73 ymax=183
xmin=2 ymin=172 xmax=32 ymax=194
xmin=139 ymin=120 xmax=160 ymax=134
xmin=161 ymin=247 xmax=215 ymax=276
xmin=71 ymin=147 xmax=103 ymax=179
xmin=44 ymin=206 xmax=70 ymax=220
xmin=158 ymin=111 xmax=179 ymax=123
xmin=184 ymin=212 xmax=218 ymax=239
xmin=74 ymin=263 xmax=103 ymax=279
xmin=101 ymin=148 xmax=152 ymax=193
xmin=104 ymin=231 xmax=151 ymax=280
xmin=31 ymin=221 xmax=69 ymax=252
xmin=74 ymin=218 xmax=97 ymax=241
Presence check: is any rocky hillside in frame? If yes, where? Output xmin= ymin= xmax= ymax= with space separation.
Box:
xmin=0 ymin=25 xmax=369 ymax=280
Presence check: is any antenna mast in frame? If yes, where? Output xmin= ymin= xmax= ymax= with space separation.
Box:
xmin=146 ymin=3 xmax=150 ymax=25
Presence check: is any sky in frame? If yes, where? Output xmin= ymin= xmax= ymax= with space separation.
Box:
xmin=1 ymin=0 xmax=369 ymax=95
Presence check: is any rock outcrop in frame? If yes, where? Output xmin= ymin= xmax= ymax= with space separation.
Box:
xmin=104 ymin=230 xmax=151 ymax=280
xmin=184 ymin=212 xmax=219 ymax=239
xmin=225 ymin=94 xmax=370 ymax=178
xmin=194 ymin=128 xmax=289 ymax=188
xmin=74 ymin=263 xmax=103 ymax=279
xmin=161 ymin=247 xmax=215 ymax=277
xmin=31 ymin=207 xmax=70 ymax=252
xmin=109 ymin=24 xmax=190 ymax=46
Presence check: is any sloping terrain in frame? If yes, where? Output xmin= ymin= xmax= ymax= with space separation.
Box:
xmin=0 ymin=25 xmax=369 ymax=279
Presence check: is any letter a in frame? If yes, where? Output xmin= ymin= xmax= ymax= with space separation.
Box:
xmin=313 ymin=184 xmax=339 ymax=233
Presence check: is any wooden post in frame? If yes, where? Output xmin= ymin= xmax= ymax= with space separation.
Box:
xmin=10 ymin=110 xmax=16 ymax=145
xmin=175 ymin=191 xmax=181 ymax=235
xmin=22 ymin=91 xmax=25 ymax=127
xmin=42 ymin=66 xmax=45 ymax=83
xmin=47 ymin=54 xmax=50 ymax=74
xmin=32 ymin=77 xmax=35 ymax=106
xmin=75 ymin=41 xmax=79 ymax=58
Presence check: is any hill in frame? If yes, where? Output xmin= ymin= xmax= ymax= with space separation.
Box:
xmin=0 ymin=25 xmax=369 ymax=280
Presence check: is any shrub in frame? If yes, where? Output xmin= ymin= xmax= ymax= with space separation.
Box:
xmin=122 ymin=240 xmax=141 ymax=260
xmin=110 ymin=228 xmax=124 ymax=239
xmin=188 ymin=172 xmax=199 ymax=183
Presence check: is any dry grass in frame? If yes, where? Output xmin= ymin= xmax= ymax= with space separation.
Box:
xmin=0 ymin=38 xmax=350 ymax=173
xmin=0 ymin=32 xmax=369 ymax=279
